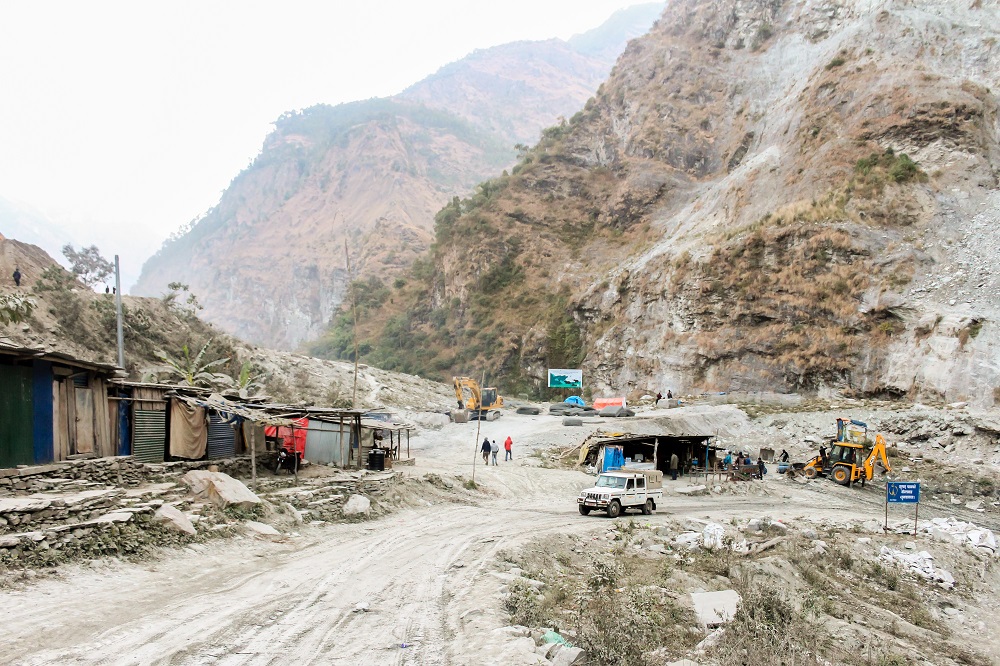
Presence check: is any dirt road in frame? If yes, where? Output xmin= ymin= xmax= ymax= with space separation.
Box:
xmin=0 ymin=412 xmax=973 ymax=665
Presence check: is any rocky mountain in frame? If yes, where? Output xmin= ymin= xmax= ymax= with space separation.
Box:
xmin=329 ymin=0 xmax=1000 ymax=407
xmin=133 ymin=4 xmax=665 ymax=350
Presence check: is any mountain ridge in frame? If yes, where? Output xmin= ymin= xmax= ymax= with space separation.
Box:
xmin=323 ymin=0 xmax=1000 ymax=406
xmin=133 ymin=4 xmax=665 ymax=350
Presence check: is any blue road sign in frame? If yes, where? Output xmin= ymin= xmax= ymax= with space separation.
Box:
xmin=887 ymin=482 xmax=920 ymax=504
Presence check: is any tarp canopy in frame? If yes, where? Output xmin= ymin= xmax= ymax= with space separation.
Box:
xmin=565 ymin=396 xmax=585 ymax=407
xmin=265 ymin=417 xmax=308 ymax=455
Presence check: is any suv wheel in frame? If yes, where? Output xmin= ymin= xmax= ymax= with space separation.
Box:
xmin=642 ymin=499 xmax=653 ymax=515
xmin=578 ymin=505 xmax=591 ymax=516
xmin=606 ymin=500 xmax=622 ymax=518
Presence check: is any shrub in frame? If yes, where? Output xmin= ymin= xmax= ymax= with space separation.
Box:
xmin=826 ymin=56 xmax=846 ymax=69
xmin=503 ymin=579 xmax=541 ymax=626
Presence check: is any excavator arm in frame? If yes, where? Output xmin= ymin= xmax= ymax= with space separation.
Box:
xmin=864 ymin=434 xmax=892 ymax=479
xmin=453 ymin=377 xmax=482 ymax=411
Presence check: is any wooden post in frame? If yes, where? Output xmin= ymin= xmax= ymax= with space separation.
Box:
xmin=250 ymin=422 xmax=257 ymax=490
xmin=338 ymin=416 xmax=346 ymax=469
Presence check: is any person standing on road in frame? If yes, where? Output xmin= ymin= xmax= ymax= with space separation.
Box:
xmin=758 ymin=457 xmax=767 ymax=479
xmin=481 ymin=437 xmax=491 ymax=464
xmin=670 ymin=452 xmax=679 ymax=481
xmin=490 ymin=439 xmax=499 ymax=466
xmin=504 ymin=435 xmax=513 ymax=461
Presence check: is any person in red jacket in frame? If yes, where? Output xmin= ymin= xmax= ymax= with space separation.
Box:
xmin=504 ymin=436 xmax=513 ymax=461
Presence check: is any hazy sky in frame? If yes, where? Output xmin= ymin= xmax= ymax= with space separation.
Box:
xmin=0 ymin=0 xmax=645 ymax=287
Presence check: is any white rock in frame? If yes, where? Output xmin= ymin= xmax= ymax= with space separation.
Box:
xmin=552 ymin=646 xmax=587 ymax=666
xmin=182 ymin=471 xmax=260 ymax=509
xmin=245 ymin=521 xmax=280 ymax=536
xmin=153 ymin=504 xmax=196 ymax=535
xmin=690 ymin=590 xmax=741 ymax=626
xmin=342 ymin=494 xmax=371 ymax=516
xmin=702 ymin=523 xmax=725 ymax=550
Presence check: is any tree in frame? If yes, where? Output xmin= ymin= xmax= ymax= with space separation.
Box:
xmin=62 ymin=244 xmax=114 ymax=287
xmin=162 ymin=282 xmax=203 ymax=315
xmin=0 ymin=292 xmax=35 ymax=325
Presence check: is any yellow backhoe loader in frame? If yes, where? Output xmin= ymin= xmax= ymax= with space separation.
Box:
xmin=452 ymin=376 xmax=504 ymax=422
xmin=799 ymin=419 xmax=892 ymax=486
xmin=827 ymin=433 xmax=892 ymax=486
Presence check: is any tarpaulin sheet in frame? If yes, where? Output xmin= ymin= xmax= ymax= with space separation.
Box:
xmin=265 ymin=417 xmax=308 ymax=455
xmin=593 ymin=397 xmax=626 ymax=410
xmin=170 ymin=401 xmax=207 ymax=459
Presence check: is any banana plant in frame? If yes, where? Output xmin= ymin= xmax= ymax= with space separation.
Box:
xmin=152 ymin=341 xmax=231 ymax=387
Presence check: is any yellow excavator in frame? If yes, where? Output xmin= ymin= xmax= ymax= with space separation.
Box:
xmin=453 ymin=376 xmax=504 ymax=421
xmin=800 ymin=418 xmax=891 ymax=486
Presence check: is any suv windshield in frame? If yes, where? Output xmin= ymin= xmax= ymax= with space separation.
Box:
xmin=596 ymin=475 xmax=627 ymax=489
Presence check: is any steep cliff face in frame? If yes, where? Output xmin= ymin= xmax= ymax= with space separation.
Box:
xmin=133 ymin=5 xmax=664 ymax=350
xmin=342 ymin=0 xmax=1000 ymax=405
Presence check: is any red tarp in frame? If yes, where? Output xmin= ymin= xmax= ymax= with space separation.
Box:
xmin=592 ymin=397 xmax=626 ymax=410
xmin=264 ymin=417 xmax=308 ymax=455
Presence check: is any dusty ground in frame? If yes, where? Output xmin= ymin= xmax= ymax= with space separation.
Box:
xmin=1 ymin=404 xmax=998 ymax=665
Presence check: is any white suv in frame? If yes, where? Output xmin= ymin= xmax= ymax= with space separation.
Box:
xmin=577 ymin=470 xmax=663 ymax=518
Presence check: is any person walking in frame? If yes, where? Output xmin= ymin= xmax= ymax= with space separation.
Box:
xmin=670 ymin=452 xmax=679 ymax=481
xmin=490 ymin=439 xmax=499 ymax=466
xmin=12 ymin=267 xmax=21 ymax=287
xmin=481 ymin=437 xmax=491 ymax=464
xmin=504 ymin=435 xmax=513 ymax=461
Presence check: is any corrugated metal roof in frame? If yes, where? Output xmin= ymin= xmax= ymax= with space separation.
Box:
xmin=0 ymin=337 xmax=120 ymax=374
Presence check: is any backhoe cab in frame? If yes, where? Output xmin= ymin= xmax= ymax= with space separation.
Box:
xmin=453 ymin=376 xmax=504 ymax=421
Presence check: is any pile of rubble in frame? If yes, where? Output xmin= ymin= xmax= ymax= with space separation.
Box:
xmin=0 ymin=466 xmax=399 ymax=571
xmin=919 ymin=516 xmax=998 ymax=554
xmin=879 ymin=546 xmax=956 ymax=588
xmin=267 ymin=471 xmax=400 ymax=522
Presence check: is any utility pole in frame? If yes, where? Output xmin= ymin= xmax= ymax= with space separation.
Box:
xmin=114 ymin=255 xmax=125 ymax=369
xmin=345 ymin=239 xmax=360 ymax=409
xmin=471 ymin=369 xmax=486 ymax=486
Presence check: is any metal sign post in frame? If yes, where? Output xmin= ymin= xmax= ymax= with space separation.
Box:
xmin=886 ymin=481 xmax=920 ymax=535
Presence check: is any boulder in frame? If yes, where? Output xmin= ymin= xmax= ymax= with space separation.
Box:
xmin=153 ymin=504 xmax=196 ymax=536
xmin=182 ymin=471 xmax=261 ymax=509
xmin=343 ymin=494 xmax=371 ymax=516
xmin=690 ymin=590 xmax=741 ymax=627
xmin=552 ymin=646 xmax=587 ymax=666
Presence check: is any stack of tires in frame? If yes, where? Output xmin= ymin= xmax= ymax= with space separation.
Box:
xmin=550 ymin=402 xmax=599 ymax=418
xmin=597 ymin=406 xmax=636 ymax=418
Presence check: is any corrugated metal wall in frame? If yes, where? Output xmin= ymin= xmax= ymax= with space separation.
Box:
xmin=0 ymin=364 xmax=34 ymax=467
xmin=305 ymin=419 xmax=348 ymax=465
xmin=133 ymin=410 xmax=166 ymax=463
xmin=206 ymin=412 xmax=236 ymax=459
